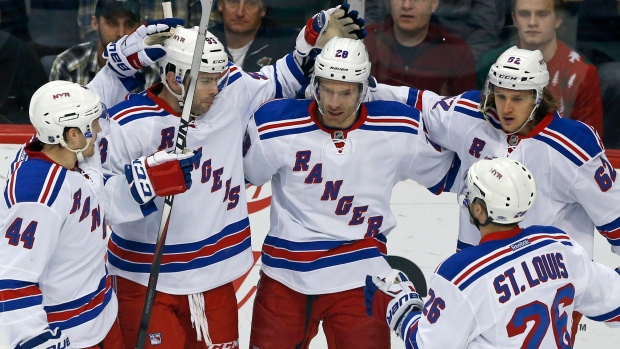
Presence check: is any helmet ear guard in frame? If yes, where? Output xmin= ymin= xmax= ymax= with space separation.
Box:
xmin=463 ymin=158 xmax=537 ymax=225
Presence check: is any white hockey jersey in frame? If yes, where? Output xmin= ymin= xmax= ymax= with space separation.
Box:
xmin=398 ymin=225 xmax=620 ymax=349
xmin=0 ymin=143 xmax=149 ymax=348
xmin=0 ymin=66 xmax=145 ymax=348
xmin=242 ymin=99 xmax=455 ymax=294
xmin=366 ymin=86 xmax=620 ymax=258
xmin=102 ymin=55 xmax=307 ymax=294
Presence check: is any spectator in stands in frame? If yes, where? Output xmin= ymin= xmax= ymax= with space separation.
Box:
xmin=78 ymin=0 xmax=203 ymax=42
xmin=50 ymin=0 xmax=158 ymax=91
xmin=0 ymin=30 xmax=47 ymax=124
xmin=209 ymin=0 xmax=298 ymax=72
xmin=599 ymin=62 xmax=620 ymax=150
xmin=477 ymin=0 xmax=603 ymax=136
xmin=364 ymin=0 xmax=476 ymax=96
xmin=364 ymin=0 xmax=505 ymax=63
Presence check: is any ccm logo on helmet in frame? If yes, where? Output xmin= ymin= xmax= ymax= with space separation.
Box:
xmin=172 ymin=34 xmax=186 ymax=43
xmin=213 ymin=59 xmax=226 ymax=64
xmin=498 ymin=74 xmax=518 ymax=80
xmin=330 ymin=67 xmax=349 ymax=71
xmin=53 ymin=92 xmax=71 ymax=99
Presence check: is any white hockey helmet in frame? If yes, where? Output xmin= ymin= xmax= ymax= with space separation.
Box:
xmin=481 ymin=46 xmax=550 ymax=134
xmin=311 ymin=37 xmax=371 ymax=115
xmin=463 ymin=158 xmax=537 ymax=225
xmin=159 ymin=27 xmax=230 ymax=99
xmin=29 ymin=81 xmax=108 ymax=158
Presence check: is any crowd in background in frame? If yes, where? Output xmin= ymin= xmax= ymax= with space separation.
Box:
xmin=0 ymin=0 xmax=618 ymax=148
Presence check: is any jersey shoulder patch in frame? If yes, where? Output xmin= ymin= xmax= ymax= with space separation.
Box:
xmin=4 ymin=159 xmax=67 ymax=208
xmin=534 ymin=113 xmax=604 ymax=166
xmin=254 ymin=99 xmax=316 ymax=140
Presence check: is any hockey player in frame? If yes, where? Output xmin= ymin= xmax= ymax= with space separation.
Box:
xmin=99 ymin=6 xmax=366 ymax=348
xmin=242 ymin=37 xmax=455 ymax=349
xmin=357 ymin=45 xmax=620 ymax=338
xmin=365 ymin=157 xmax=620 ymax=348
xmin=0 ymin=81 xmax=198 ymax=349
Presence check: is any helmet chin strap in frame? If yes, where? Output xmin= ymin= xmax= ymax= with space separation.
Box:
xmin=61 ymin=138 xmax=92 ymax=163
xmin=503 ymin=105 xmax=538 ymax=136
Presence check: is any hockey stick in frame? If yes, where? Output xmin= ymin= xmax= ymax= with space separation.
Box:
xmin=135 ymin=1 xmax=214 ymax=348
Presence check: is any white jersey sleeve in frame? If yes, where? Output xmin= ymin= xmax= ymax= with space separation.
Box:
xmin=86 ymin=65 xmax=134 ymax=108
xmin=78 ymin=138 xmax=154 ymax=225
xmin=242 ymin=115 xmax=281 ymax=186
xmin=399 ymin=276 xmax=478 ymax=349
xmin=0 ymin=200 xmax=66 ymax=347
xmin=569 ymin=153 xmax=620 ymax=255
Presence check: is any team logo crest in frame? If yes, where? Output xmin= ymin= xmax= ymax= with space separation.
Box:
xmin=508 ymin=135 xmax=519 ymax=146
xmin=256 ymin=56 xmax=272 ymax=67
xmin=148 ymin=333 xmax=162 ymax=345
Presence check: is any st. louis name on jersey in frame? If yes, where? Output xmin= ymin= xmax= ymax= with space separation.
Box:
xmin=367 ymin=85 xmax=620 ymax=258
xmin=242 ymin=98 xmax=455 ymax=294
xmin=102 ymin=53 xmax=307 ymax=294
xmin=396 ymin=226 xmax=620 ymax=349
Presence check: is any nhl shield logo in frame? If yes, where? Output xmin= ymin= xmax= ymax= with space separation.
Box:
xmin=334 ymin=130 xmax=344 ymax=140
xmin=508 ymin=135 xmax=519 ymax=146
xmin=256 ymin=56 xmax=272 ymax=67
xmin=148 ymin=333 xmax=162 ymax=345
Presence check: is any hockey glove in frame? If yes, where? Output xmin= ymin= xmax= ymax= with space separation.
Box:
xmin=125 ymin=148 xmax=202 ymax=205
xmin=15 ymin=328 xmax=71 ymax=349
xmin=295 ymin=3 xmax=367 ymax=57
xmin=364 ymin=271 xmax=423 ymax=337
xmin=104 ymin=18 xmax=185 ymax=78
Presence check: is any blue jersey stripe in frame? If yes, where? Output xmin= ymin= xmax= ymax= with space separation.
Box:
xmin=47 ymin=168 xmax=66 ymax=207
xmin=116 ymin=110 xmax=170 ymax=126
xmin=273 ymin=61 xmax=282 ymax=99
xmin=260 ymin=124 xmax=319 ymax=140
xmin=1 ymin=294 xmax=43 ymax=312
xmin=359 ymin=124 xmax=418 ymax=135
xmin=108 ymin=235 xmax=251 ymax=273
xmin=264 ymin=235 xmax=362 ymax=251
xmin=261 ymin=247 xmax=384 ymax=272
xmin=110 ymin=217 xmax=250 ymax=254
xmin=597 ymin=216 xmax=620 ymax=232
xmin=254 ymin=99 xmax=312 ymax=127
xmin=587 ymin=305 xmax=620 ymax=322
xmin=47 ymin=287 xmax=113 ymax=330
xmin=285 ymin=51 xmax=306 ymax=84
xmin=43 ymin=276 xmax=106 ymax=313
xmin=457 ymin=239 xmax=556 ymax=291
xmin=365 ymin=101 xmax=421 ymax=120
xmin=532 ymin=134 xmax=584 ymax=166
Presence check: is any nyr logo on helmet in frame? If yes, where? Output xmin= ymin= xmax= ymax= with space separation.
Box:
xmin=172 ymin=34 xmax=185 ymax=43
xmin=489 ymin=168 xmax=503 ymax=179
xmin=53 ymin=92 xmax=71 ymax=99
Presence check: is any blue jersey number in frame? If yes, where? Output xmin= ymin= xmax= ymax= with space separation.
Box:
xmin=5 ymin=217 xmax=38 ymax=249
xmin=506 ymin=284 xmax=575 ymax=348
xmin=594 ymin=157 xmax=617 ymax=192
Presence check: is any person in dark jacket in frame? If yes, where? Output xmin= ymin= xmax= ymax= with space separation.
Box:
xmin=210 ymin=0 xmax=298 ymax=72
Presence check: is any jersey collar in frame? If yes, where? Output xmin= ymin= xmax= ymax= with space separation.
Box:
xmin=24 ymin=140 xmax=79 ymax=170
xmin=480 ymin=226 xmax=523 ymax=244
xmin=147 ymin=83 xmax=182 ymax=117
xmin=505 ymin=111 xmax=555 ymax=145
xmin=308 ymin=100 xmax=368 ymax=140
